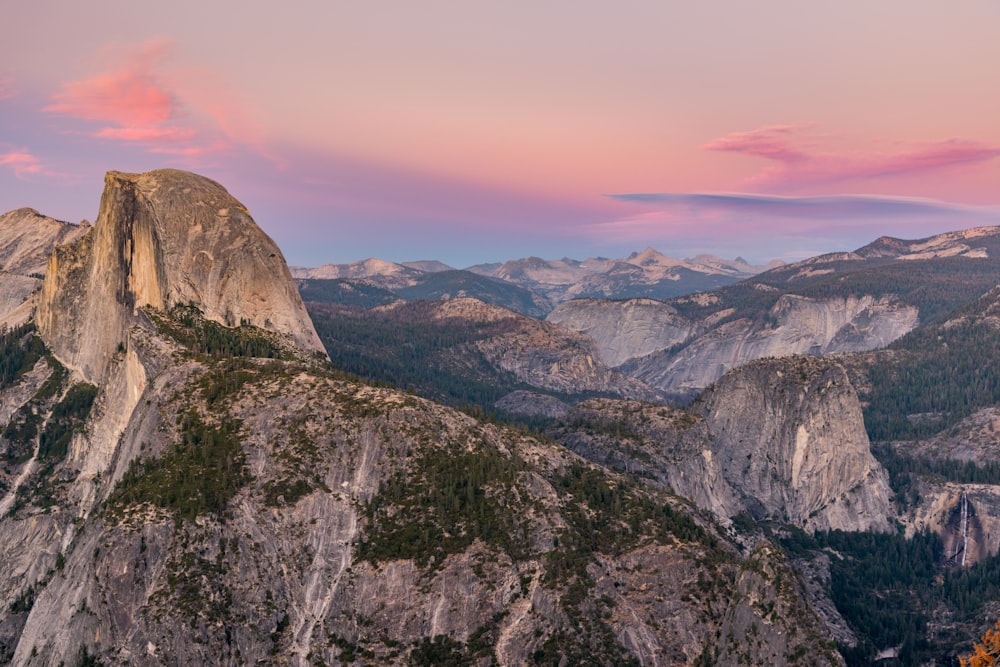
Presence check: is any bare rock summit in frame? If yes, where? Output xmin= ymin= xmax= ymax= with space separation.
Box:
xmin=37 ymin=169 xmax=324 ymax=381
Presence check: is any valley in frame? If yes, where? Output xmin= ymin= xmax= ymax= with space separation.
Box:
xmin=1 ymin=170 xmax=1000 ymax=664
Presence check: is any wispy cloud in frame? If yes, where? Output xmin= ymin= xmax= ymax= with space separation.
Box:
xmin=43 ymin=39 xmax=227 ymax=162
xmin=0 ymin=148 xmax=52 ymax=179
xmin=703 ymin=124 xmax=813 ymax=163
xmin=595 ymin=192 xmax=1000 ymax=250
xmin=705 ymin=125 xmax=1000 ymax=190
xmin=606 ymin=192 xmax=993 ymax=220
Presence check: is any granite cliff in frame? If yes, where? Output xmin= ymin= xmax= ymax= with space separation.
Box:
xmin=549 ymin=294 xmax=918 ymax=396
xmin=549 ymin=356 xmax=894 ymax=534
xmin=694 ymin=356 xmax=893 ymax=533
xmin=37 ymin=169 xmax=324 ymax=383
xmin=0 ymin=208 xmax=87 ymax=329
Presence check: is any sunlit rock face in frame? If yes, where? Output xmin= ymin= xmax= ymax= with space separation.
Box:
xmin=37 ymin=169 xmax=324 ymax=382
xmin=695 ymin=356 xmax=894 ymax=533
xmin=552 ymin=293 xmax=918 ymax=396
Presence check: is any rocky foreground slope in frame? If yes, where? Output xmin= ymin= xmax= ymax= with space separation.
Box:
xmin=0 ymin=170 xmax=855 ymax=666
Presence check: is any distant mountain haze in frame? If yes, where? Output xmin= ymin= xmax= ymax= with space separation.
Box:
xmin=292 ymin=248 xmax=782 ymax=315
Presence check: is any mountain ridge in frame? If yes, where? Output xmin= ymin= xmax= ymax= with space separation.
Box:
xmin=292 ymin=248 xmax=781 ymax=314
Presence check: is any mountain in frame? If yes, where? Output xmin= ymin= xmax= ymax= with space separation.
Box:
xmin=295 ymin=277 xmax=401 ymax=308
xmin=0 ymin=170 xmax=855 ymax=665
xmin=292 ymin=248 xmax=780 ymax=315
xmin=393 ymin=269 xmax=550 ymax=317
xmin=0 ymin=208 xmax=88 ymax=329
xmin=6 ymin=169 xmax=1000 ymax=664
xmin=549 ymin=355 xmax=892 ymax=534
xmin=37 ymin=170 xmax=324 ymax=383
xmin=0 ymin=208 xmax=88 ymax=277
xmin=400 ymin=259 xmax=454 ymax=272
xmin=470 ymin=247 xmax=780 ymax=305
xmin=291 ymin=257 xmax=424 ymax=289
xmin=549 ymin=226 xmax=1000 ymax=397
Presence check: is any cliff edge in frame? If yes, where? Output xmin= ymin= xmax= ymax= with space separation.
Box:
xmin=37 ymin=169 xmax=324 ymax=381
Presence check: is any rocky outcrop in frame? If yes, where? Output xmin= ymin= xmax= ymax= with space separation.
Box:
xmin=856 ymin=226 xmax=1000 ymax=260
xmin=546 ymin=298 xmax=696 ymax=367
xmin=36 ymin=169 xmax=324 ymax=382
xmin=0 ymin=209 xmax=88 ymax=327
xmin=547 ymin=358 xmax=894 ymax=534
xmin=549 ymin=399 xmax=743 ymax=521
xmin=694 ymin=356 xmax=893 ymax=532
xmin=903 ymin=483 xmax=1000 ymax=566
xmin=0 ymin=208 xmax=87 ymax=277
xmin=595 ymin=294 xmax=919 ymax=394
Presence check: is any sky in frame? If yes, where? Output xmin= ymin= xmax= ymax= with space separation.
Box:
xmin=2 ymin=1 xmax=1000 ymax=267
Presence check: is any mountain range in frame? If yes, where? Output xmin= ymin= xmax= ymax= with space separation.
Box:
xmin=292 ymin=249 xmax=782 ymax=317
xmin=1 ymin=170 xmax=1000 ymax=664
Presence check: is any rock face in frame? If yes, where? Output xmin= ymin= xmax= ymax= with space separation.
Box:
xmin=694 ymin=356 xmax=893 ymax=532
xmin=37 ymin=169 xmax=324 ymax=382
xmin=549 ymin=399 xmax=744 ymax=521
xmin=0 ymin=208 xmax=87 ymax=277
xmin=546 ymin=356 xmax=894 ymax=534
xmin=883 ymin=408 xmax=1000 ymax=565
xmin=433 ymin=298 xmax=664 ymax=400
xmin=551 ymin=293 xmax=919 ymax=395
xmin=546 ymin=298 xmax=696 ymax=367
xmin=632 ymin=294 xmax=919 ymax=393
xmin=0 ymin=208 xmax=87 ymax=328
xmin=904 ymin=483 xmax=1000 ymax=566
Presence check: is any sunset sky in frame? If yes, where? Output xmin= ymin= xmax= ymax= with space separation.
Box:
xmin=2 ymin=1 xmax=999 ymax=267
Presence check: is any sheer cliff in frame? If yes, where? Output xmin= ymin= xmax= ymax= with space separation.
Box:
xmin=695 ymin=356 xmax=893 ymax=532
xmin=548 ymin=356 xmax=894 ymax=534
xmin=549 ymin=294 xmax=918 ymax=396
xmin=36 ymin=169 xmax=324 ymax=383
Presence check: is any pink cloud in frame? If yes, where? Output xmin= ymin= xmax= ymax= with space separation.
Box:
xmin=150 ymin=140 xmax=229 ymax=157
xmin=705 ymin=125 xmax=1000 ymax=190
xmin=0 ymin=76 xmax=16 ymax=100
xmin=43 ymin=39 xmax=226 ymax=161
xmin=45 ymin=40 xmax=174 ymax=126
xmin=0 ymin=149 xmax=50 ymax=179
xmin=703 ymin=124 xmax=812 ymax=163
xmin=94 ymin=126 xmax=197 ymax=142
